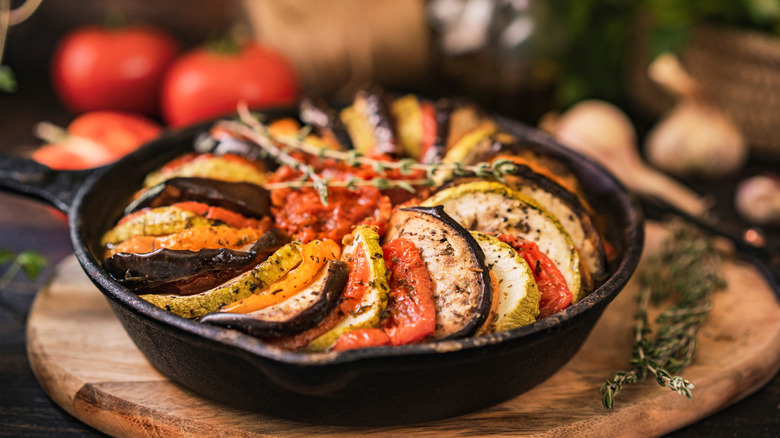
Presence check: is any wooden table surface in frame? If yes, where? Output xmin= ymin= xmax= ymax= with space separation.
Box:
xmin=1 ymin=12 xmax=779 ymax=437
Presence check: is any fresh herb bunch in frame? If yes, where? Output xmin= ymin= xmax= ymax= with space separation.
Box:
xmin=601 ymin=219 xmax=726 ymax=409
xmin=225 ymin=103 xmax=522 ymax=205
xmin=0 ymin=249 xmax=47 ymax=291
xmin=543 ymin=0 xmax=780 ymax=108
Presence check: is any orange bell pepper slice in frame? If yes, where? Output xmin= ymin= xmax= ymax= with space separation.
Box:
xmin=221 ymin=238 xmax=341 ymax=314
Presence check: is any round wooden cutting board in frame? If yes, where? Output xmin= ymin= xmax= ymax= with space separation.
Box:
xmin=26 ymin=223 xmax=780 ymax=437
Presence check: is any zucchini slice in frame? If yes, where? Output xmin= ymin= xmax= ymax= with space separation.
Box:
xmin=102 ymin=205 xmax=211 ymax=246
xmin=471 ymin=232 xmax=541 ymax=332
xmin=305 ymin=226 xmax=389 ymax=352
xmin=143 ymin=153 xmax=266 ymax=188
xmin=385 ymin=206 xmax=493 ymax=340
xmin=497 ymin=165 xmax=607 ymax=284
xmin=199 ymin=259 xmax=349 ymax=338
xmin=390 ymin=94 xmax=425 ymax=160
xmin=140 ymin=241 xmax=303 ymax=318
xmin=422 ymin=181 xmax=583 ymax=303
xmin=440 ymin=120 xmax=497 ymax=165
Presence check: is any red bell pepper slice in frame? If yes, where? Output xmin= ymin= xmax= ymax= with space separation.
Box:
xmin=497 ymin=234 xmax=572 ymax=318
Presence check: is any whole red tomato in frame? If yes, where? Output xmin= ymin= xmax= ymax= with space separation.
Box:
xmin=52 ymin=26 xmax=179 ymax=116
xmin=161 ymin=42 xmax=300 ymax=127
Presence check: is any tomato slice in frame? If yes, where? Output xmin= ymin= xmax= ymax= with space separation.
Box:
xmin=330 ymin=238 xmax=435 ymax=351
xmin=381 ymin=238 xmax=436 ymax=345
xmin=168 ymin=202 xmax=268 ymax=229
xmin=497 ymin=234 xmax=572 ymax=318
xmin=331 ymin=328 xmax=391 ymax=351
xmin=420 ymin=101 xmax=437 ymax=154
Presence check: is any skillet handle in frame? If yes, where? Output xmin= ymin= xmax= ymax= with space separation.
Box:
xmin=0 ymin=155 xmax=101 ymax=213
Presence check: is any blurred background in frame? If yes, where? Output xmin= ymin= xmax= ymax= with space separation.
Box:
xmin=4 ymin=0 xmax=779 ymax=224
xmin=5 ymin=0 xmax=780 ymax=156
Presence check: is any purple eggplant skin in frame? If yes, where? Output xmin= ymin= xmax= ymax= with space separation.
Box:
xmin=200 ymin=259 xmax=349 ymax=338
xmin=193 ymin=130 xmax=278 ymax=167
xmin=299 ymin=98 xmax=354 ymax=150
xmin=385 ymin=205 xmax=493 ymax=340
xmin=123 ymin=177 xmax=272 ymax=219
xmin=104 ymin=228 xmax=291 ymax=295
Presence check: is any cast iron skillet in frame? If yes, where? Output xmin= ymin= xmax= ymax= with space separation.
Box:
xmin=0 ymin=112 xmax=643 ymax=426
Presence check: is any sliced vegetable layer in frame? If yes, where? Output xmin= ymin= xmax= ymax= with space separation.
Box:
xmin=199 ymin=259 xmax=349 ymax=338
xmin=219 ymin=239 xmax=341 ymax=313
xmin=124 ymin=177 xmax=272 ymax=219
xmin=498 ymin=234 xmax=573 ymax=318
xmin=421 ymin=181 xmax=582 ymax=303
xmin=104 ymin=228 xmax=290 ymax=294
xmin=385 ymin=206 xmax=492 ymax=340
xmin=471 ymin=232 xmax=541 ymax=332
xmin=140 ymin=241 xmax=302 ymax=318
xmin=329 ymin=237 xmax=437 ymax=351
xmin=304 ymin=226 xmax=390 ymax=352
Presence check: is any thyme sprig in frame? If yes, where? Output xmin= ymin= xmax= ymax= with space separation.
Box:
xmin=601 ymin=220 xmax=726 ymax=409
xmin=223 ymin=102 xmax=522 ymax=204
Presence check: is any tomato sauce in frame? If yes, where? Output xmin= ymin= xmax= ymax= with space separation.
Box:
xmin=268 ymin=154 xmax=424 ymax=243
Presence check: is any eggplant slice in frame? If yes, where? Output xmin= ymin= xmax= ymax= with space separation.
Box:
xmin=124 ymin=177 xmax=272 ymax=219
xmin=421 ymin=181 xmax=583 ymax=303
xmin=299 ymin=98 xmax=354 ymax=150
xmin=104 ymin=228 xmax=291 ymax=294
xmin=340 ymin=89 xmax=401 ymax=157
xmin=384 ymin=206 xmax=492 ymax=340
xmin=200 ymin=259 xmax=349 ymax=338
xmin=140 ymin=241 xmax=303 ymax=318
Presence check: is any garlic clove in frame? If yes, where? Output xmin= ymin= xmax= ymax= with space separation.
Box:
xmin=735 ymin=174 xmax=780 ymax=226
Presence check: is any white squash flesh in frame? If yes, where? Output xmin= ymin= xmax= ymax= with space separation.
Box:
xmin=471 ymin=232 xmax=541 ymax=332
xmin=422 ymin=181 xmax=583 ymax=303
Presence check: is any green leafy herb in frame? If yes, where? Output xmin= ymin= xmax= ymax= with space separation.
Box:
xmin=0 ymin=249 xmax=48 ymax=291
xmin=228 ymin=105 xmax=530 ymax=201
xmin=0 ymin=64 xmax=16 ymax=92
xmin=600 ymin=220 xmax=726 ymax=409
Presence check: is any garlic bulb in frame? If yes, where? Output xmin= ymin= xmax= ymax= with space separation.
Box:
xmin=646 ymin=99 xmax=748 ymax=178
xmin=645 ymin=53 xmax=748 ymax=179
xmin=735 ymin=174 xmax=780 ymax=226
xmin=540 ymin=99 xmax=709 ymax=217
xmin=539 ymin=100 xmax=636 ymax=165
